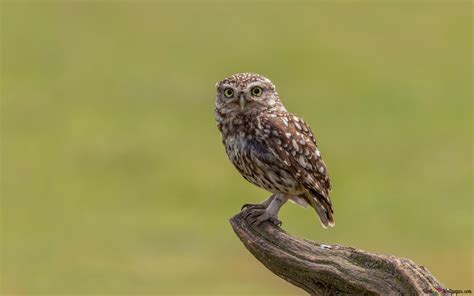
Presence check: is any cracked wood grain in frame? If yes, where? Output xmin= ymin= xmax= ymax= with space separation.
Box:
xmin=230 ymin=208 xmax=445 ymax=295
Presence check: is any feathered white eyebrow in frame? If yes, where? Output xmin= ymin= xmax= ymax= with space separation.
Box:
xmin=217 ymin=83 xmax=235 ymax=90
xmin=244 ymin=81 xmax=268 ymax=90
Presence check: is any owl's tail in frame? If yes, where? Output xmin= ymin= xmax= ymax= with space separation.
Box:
xmin=303 ymin=190 xmax=335 ymax=229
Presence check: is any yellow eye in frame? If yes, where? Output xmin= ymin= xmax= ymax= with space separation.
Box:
xmin=224 ymin=88 xmax=234 ymax=98
xmin=251 ymin=86 xmax=263 ymax=97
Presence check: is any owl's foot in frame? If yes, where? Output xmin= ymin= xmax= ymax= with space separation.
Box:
xmin=242 ymin=206 xmax=282 ymax=227
xmin=241 ymin=203 xmax=265 ymax=211
xmin=241 ymin=194 xmax=276 ymax=211
xmin=242 ymin=193 xmax=288 ymax=227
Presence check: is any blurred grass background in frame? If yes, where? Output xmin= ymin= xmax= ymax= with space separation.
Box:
xmin=1 ymin=1 xmax=472 ymax=294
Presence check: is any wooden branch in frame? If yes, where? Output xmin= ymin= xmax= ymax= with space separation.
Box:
xmin=230 ymin=209 xmax=445 ymax=295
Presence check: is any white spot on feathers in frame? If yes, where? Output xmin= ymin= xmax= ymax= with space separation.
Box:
xmin=294 ymin=122 xmax=302 ymax=130
xmin=298 ymin=155 xmax=307 ymax=168
xmin=292 ymin=139 xmax=298 ymax=150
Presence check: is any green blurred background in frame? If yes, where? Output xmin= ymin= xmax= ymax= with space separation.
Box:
xmin=1 ymin=1 xmax=472 ymax=294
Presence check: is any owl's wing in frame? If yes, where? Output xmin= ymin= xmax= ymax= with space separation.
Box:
xmin=258 ymin=113 xmax=333 ymax=226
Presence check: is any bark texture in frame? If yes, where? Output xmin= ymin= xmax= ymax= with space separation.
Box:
xmin=230 ymin=209 xmax=445 ymax=295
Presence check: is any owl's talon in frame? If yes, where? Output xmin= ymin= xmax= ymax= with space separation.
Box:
xmin=241 ymin=203 xmax=265 ymax=211
xmin=255 ymin=213 xmax=282 ymax=227
xmin=244 ymin=207 xmax=282 ymax=227
xmin=243 ymin=208 xmax=265 ymax=220
xmin=270 ymin=218 xmax=283 ymax=227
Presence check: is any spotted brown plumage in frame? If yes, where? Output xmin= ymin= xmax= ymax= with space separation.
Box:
xmin=215 ymin=73 xmax=334 ymax=228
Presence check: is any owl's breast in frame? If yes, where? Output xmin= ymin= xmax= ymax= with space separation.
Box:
xmin=225 ymin=134 xmax=271 ymax=181
xmin=225 ymin=135 xmax=273 ymax=165
xmin=224 ymin=134 xmax=300 ymax=194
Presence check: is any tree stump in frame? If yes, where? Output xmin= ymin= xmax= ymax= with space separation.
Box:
xmin=230 ymin=208 xmax=445 ymax=295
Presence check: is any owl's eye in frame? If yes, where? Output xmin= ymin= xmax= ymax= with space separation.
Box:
xmin=251 ymin=86 xmax=263 ymax=97
xmin=224 ymin=88 xmax=234 ymax=98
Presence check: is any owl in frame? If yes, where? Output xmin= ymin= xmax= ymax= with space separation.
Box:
xmin=215 ymin=73 xmax=334 ymax=229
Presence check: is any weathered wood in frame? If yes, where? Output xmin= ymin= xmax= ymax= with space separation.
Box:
xmin=230 ymin=209 xmax=445 ymax=295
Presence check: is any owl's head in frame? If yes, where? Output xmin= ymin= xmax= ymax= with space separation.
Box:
xmin=215 ymin=73 xmax=284 ymax=115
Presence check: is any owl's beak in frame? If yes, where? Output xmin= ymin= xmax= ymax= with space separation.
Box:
xmin=239 ymin=94 xmax=247 ymax=109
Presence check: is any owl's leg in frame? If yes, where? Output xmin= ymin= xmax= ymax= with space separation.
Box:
xmin=241 ymin=194 xmax=275 ymax=211
xmin=260 ymin=194 xmax=276 ymax=207
xmin=245 ymin=194 xmax=288 ymax=227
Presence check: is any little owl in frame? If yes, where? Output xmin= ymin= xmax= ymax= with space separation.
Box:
xmin=215 ymin=73 xmax=334 ymax=228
